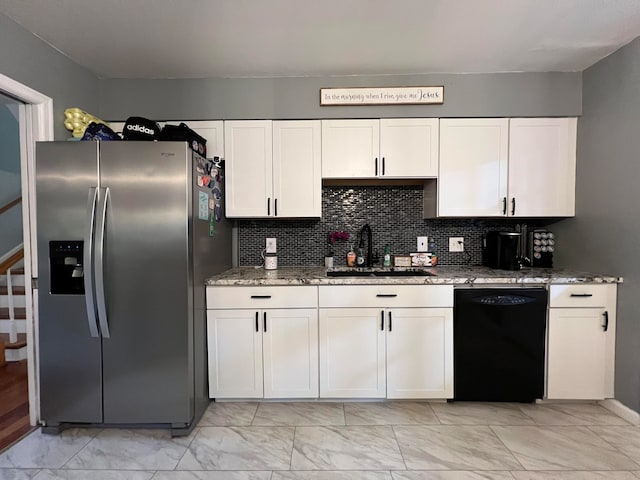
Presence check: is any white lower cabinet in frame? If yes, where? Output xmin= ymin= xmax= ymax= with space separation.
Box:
xmin=318 ymin=285 xmax=454 ymax=399
xmin=206 ymin=286 xmax=318 ymax=399
xmin=547 ymin=284 xmax=617 ymax=400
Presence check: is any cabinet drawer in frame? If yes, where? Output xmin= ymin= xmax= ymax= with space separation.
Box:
xmin=319 ymin=285 xmax=453 ymax=308
xmin=549 ymin=284 xmax=615 ymax=308
xmin=207 ymin=286 xmax=317 ymax=309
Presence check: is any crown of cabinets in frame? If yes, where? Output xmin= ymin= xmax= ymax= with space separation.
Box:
xmin=437 ymin=118 xmax=577 ymax=217
xmin=321 ymin=118 xmax=439 ymax=179
xmin=225 ymin=120 xmax=322 ymax=218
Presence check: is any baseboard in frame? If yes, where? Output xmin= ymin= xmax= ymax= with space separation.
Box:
xmin=599 ymin=399 xmax=640 ymax=425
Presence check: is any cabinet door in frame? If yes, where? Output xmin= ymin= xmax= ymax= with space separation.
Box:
xmin=547 ymin=308 xmax=609 ymax=399
xmin=508 ymin=118 xmax=576 ymax=217
xmin=321 ymin=120 xmax=380 ymax=178
xmin=438 ymin=119 xmax=509 ymax=216
xmin=207 ymin=310 xmax=263 ymax=398
xmin=386 ymin=308 xmax=453 ymax=399
xmin=319 ymin=308 xmax=386 ymax=398
xmin=272 ymin=120 xmax=322 ymax=217
xmin=225 ymin=120 xmax=273 ymax=217
xmin=187 ymin=120 xmax=225 ymax=158
xmin=380 ymin=118 xmax=439 ymax=177
xmin=263 ymin=308 xmax=319 ymax=398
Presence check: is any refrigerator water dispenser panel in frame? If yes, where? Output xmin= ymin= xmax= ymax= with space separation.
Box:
xmin=49 ymin=241 xmax=84 ymax=294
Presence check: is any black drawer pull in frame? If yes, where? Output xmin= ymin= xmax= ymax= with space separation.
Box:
xmin=375 ymin=157 xmax=378 ymax=176
xmin=376 ymin=294 xmax=398 ymax=298
xmin=255 ymin=312 xmax=259 ymax=332
xmin=570 ymin=293 xmax=593 ymax=297
xmin=380 ymin=310 xmax=384 ymax=330
xmin=251 ymin=295 xmax=272 ymax=299
xmin=382 ymin=157 xmax=385 ymax=175
xmin=502 ymin=197 xmax=507 ymax=215
xmin=263 ymin=311 xmax=267 ymax=332
xmin=602 ymin=311 xmax=609 ymax=332
xmin=389 ymin=311 xmax=393 ymax=332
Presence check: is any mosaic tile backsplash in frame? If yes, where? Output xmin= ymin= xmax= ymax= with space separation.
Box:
xmin=237 ymin=185 xmax=547 ymax=267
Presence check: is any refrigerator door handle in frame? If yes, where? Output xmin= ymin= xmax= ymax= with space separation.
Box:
xmin=95 ymin=187 xmax=111 ymax=338
xmin=83 ymin=187 xmax=100 ymax=338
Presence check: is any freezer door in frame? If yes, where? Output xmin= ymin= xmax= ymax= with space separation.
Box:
xmin=99 ymin=142 xmax=192 ymax=425
xmin=36 ymin=141 xmax=103 ymax=425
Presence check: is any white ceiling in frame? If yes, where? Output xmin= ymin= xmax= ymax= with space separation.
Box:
xmin=1 ymin=0 xmax=640 ymax=79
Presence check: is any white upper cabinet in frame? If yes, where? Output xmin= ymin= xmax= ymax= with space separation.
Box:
xmin=322 ymin=119 xmax=439 ymax=179
xmin=322 ymin=119 xmax=380 ymax=178
xmin=508 ymin=118 xmax=577 ymax=217
xmin=438 ymin=118 xmax=509 ymax=217
xmin=380 ymin=118 xmax=439 ymax=177
xmin=184 ymin=120 xmax=224 ymax=158
xmin=225 ymin=120 xmax=273 ymax=217
xmin=438 ymin=117 xmax=577 ymax=217
xmin=272 ymin=120 xmax=322 ymax=217
xmin=225 ymin=120 xmax=321 ymax=218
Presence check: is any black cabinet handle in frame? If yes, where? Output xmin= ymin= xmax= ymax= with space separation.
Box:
xmin=274 ymin=198 xmax=278 ymax=217
xmin=570 ymin=293 xmax=593 ymax=297
xmin=267 ymin=197 xmax=271 ymax=216
xmin=263 ymin=312 xmax=267 ymax=332
xmin=602 ymin=311 xmax=609 ymax=332
xmin=251 ymin=295 xmax=272 ymax=299
xmin=389 ymin=311 xmax=393 ymax=332
xmin=380 ymin=310 xmax=384 ymax=330
xmin=511 ymin=197 xmax=516 ymax=216
xmin=375 ymin=157 xmax=378 ymax=176
xmin=376 ymin=294 xmax=398 ymax=298
xmin=502 ymin=197 xmax=507 ymax=215
xmin=255 ymin=312 xmax=259 ymax=332
xmin=382 ymin=157 xmax=385 ymax=175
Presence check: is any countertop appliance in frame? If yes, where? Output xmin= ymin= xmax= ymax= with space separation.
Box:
xmin=482 ymin=231 xmax=522 ymax=270
xmin=453 ymin=287 xmax=547 ymax=402
xmin=35 ymin=141 xmax=232 ymax=435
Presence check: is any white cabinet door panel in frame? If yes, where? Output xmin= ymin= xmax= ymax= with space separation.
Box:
xmin=321 ymin=120 xmax=379 ymax=178
xmin=319 ymin=308 xmax=386 ymax=398
xmin=547 ymin=308 xmax=608 ymax=399
xmin=273 ymin=120 xmax=321 ymax=217
xmin=207 ymin=310 xmax=263 ymax=398
xmin=380 ymin=118 xmax=439 ymax=177
xmin=386 ymin=308 xmax=453 ymax=399
xmin=225 ymin=121 xmax=273 ymax=217
xmin=263 ymin=309 xmax=319 ymax=398
xmin=438 ymin=119 xmax=509 ymax=217
xmin=187 ymin=120 xmax=224 ymax=158
xmin=509 ymin=118 xmax=576 ymax=217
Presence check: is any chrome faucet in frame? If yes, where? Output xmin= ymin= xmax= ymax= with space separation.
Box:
xmin=358 ymin=224 xmax=373 ymax=267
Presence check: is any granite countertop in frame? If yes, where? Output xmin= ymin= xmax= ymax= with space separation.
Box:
xmin=206 ymin=266 xmax=623 ymax=286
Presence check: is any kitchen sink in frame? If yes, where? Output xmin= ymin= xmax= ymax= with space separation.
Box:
xmin=326 ymin=268 xmax=436 ymax=277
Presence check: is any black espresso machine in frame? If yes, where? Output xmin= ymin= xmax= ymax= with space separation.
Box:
xmin=482 ymin=228 xmax=555 ymax=270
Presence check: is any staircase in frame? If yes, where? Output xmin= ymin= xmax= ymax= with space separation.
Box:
xmin=0 ymin=255 xmax=27 ymax=364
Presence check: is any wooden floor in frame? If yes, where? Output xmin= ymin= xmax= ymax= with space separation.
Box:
xmin=0 ymin=360 xmax=33 ymax=452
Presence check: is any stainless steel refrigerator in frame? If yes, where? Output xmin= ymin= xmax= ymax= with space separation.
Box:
xmin=35 ymin=141 xmax=232 ymax=435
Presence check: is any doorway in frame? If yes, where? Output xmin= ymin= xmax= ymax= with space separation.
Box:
xmin=0 ymin=73 xmax=53 ymax=437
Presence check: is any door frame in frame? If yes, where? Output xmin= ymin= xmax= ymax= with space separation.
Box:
xmin=0 ymin=73 xmax=53 ymax=425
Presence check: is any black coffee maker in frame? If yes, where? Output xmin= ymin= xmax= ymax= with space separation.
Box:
xmin=482 ymin=231 xmax=522 ymax=270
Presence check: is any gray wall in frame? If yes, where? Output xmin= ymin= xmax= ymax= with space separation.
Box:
xmin=0 ymin=102 xmax=23 ymax=256
xmin=98 ymin=72 xmax=581 ymax=121
xmin=0 ymin=13 xmax=99 ymax=139
xmin=553 ymin=36 xmax=640 ymax=413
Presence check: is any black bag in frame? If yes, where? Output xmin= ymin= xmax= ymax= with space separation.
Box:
xmin=158 ymin=123 xmax=207 ymax=156
xmin=122 ymin=116 xmax=161 ymax=141
xmin=81 ymin=122 xmax=121 ymax=141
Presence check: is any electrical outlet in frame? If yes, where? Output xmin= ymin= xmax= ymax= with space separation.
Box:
xmin=265 ymin=237 xmax=277 ymax=253
xmin=449 ymin=237 xmax=464 ymax=252
xmin=417 ymin=236 xmax=429 ymax=252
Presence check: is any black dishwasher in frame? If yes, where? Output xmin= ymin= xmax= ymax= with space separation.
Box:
xmin=454 ymin=288 xmax=547 ymax=402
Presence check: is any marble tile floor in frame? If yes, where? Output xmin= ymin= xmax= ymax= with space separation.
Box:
xmin=1 ymin=401 xmax=640 ymax=479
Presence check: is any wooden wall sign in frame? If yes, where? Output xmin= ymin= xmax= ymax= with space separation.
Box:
xmin=320 ymin=86 xmax=444 ymax=106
